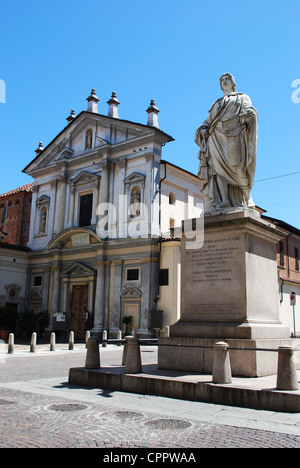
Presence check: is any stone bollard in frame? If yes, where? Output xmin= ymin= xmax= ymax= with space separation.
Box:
xmin=102 ymin=330 xmax=107 ymax=347
xmin=7 ymin=333 xmax=14 ymax=354
xmin=85 ymin=336 xmax=100 ymax=369
xmin=30 ymin=332 xmax=37 ymax=353
xmin=212 ymin=341 xmax=232 ymax=384
xmin=117 ymin=329 xmax=122 ymax=346
xmin=85 ymin=330 xmax=90 ymax=348
xmin=276 ymin=346 xmax=299 ymax=390
xmin=122 ymin=335 xmax=134 ymax=365
xmin=50 ymin=332 xmax=56 ymax=351
xmin=125 ymin=337 xmax=142 ymax=374
xmin=69 ymin=331 xmax=74 ymax=350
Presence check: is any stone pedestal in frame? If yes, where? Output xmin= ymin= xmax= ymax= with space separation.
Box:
xmin=158 ymin=209 xmax=297 ymax=377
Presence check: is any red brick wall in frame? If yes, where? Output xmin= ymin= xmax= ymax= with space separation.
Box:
xmin=0 ymin=190 xmax=32 ymax=246
xmin=276 ymin=235 xmax=300 ymax=284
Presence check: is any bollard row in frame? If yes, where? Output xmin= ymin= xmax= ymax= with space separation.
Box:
xmin=3 ymin=332 xmax=299 ymax=391
xmin=3 ymin=330 xmax=91 ymax=354
xmin=85 ymin=334 xmax=143 ymax=374
xmin=212 ymin=342 xmax=299 ymax=389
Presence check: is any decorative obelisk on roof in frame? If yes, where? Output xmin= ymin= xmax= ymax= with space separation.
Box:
xmin=107 ymin=91 xmax=120 ymax=118
xmin=86 ymin=89 xmax=99 ymax=113
xmin=146 ymin=99 xmax=159 ymax=128
xmin=35 ymin=141 xmax=44 ymax=155
xmin=66 ymin=109 xmax=76 ymax=123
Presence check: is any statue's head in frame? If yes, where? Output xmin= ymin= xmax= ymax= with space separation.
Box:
xmin=220 ymin=73 xmax=236 ymax=92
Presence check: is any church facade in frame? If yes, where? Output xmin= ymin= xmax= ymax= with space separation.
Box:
xmin=19 ymin=90 xmax=202 ymax=339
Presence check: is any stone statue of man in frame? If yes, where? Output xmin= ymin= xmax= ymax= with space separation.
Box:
xmin=195 ymin=73 xmax=258 ymax=212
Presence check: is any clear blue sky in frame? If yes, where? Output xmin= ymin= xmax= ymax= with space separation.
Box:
xmin=0 ymin=0 xmax=299 ymax=227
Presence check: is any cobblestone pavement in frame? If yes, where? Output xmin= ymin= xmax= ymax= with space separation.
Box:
xmin=0 ymin=344 xmax=300 ymax=450
xmin=0 ymin=386 xmax=299 ymax=449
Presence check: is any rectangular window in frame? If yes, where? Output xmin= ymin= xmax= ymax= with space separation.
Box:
xmin=170 ymin=218 xmax=175 ymax=238
xmin=126 ymin=268 xmax=139 ymax=281
xmin=279 ymin=241 xmax=285 ymax=267
xmin=159 ymin=269 xmax=169 ymax=286
xmin=295 ymin=248 xmax=299 ymax=271
xmin=79 ymin=193 xmax=93 ymax=227
xmin=33 ymin=275 xmax=43 ymax=287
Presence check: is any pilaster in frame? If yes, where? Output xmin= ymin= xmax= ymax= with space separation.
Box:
xmin=55 ymin=174 xmax=67 ymax=233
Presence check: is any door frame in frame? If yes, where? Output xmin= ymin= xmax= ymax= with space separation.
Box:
xmin=60 ymin=261 xmax=97 ymax=338
xmin=70 ymin=284 xmax=89 ymax=339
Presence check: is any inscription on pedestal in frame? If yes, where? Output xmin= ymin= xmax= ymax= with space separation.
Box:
xmin=181 ymin=231 xmax=245 ymax=322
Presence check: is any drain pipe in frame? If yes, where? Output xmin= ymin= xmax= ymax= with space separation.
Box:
xmin=158 ymin=159 xmax=167 ymax=229
xmin=155 ymin=160 xmax=167 ymax=303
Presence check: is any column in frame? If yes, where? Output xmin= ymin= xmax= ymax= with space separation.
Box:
xmin=140 ymin=261 xmax=151 ymax=336
xmin=55 ymin=174 xmax=67 ymax=233
xmin=100 ymin=161 xmax=110 ymax=205
xmin=42 ymin=268 xmax=50 ymax=311
xmin=48 ymin=265 xmax=61 ymax=331
xmin=97 ymin=160 xmax=110 ymax=237
xmin=68 ymin=184 xmax=75 ymax=228
xmin=145 ymin=153 xmax=154 ymax=237
xmin=110 ymin=261 xmax=122 ymax=337
xmin=28 ymin=185 xmax=38 ymax=246
xmin=49 ymin=179 xmax=58 ymax=235
xmin=116 ymin=159 xmax=126 ymax=238
xmin=91 ymin=176 xmax=100 ymax=225
xmin=92 ymin=261 xmax=106 ymax=336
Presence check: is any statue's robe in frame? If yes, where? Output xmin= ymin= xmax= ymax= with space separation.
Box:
xmin=195 ymin=92 xmax=258 ymax=208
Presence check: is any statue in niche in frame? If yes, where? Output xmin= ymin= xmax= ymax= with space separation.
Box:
xmin=130 ymin=188 xmax=141 ymax=218
xmin=39 ymin=208 xmax=47 ymax=234
xmin=85 ymin=129 xmax=93 ymax=149
xmin=195 ymin=73 xmax=258 ymax=212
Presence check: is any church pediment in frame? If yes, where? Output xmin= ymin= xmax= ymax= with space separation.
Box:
xmin=95 ymin=136 xmax=108 ymax=146
xmin=56 ymin=148 xmax=74 ymax=160
xmin=61 ymin=261 xmax=96 ymax=278
xmin=36 ymin=195 xmax=50 ymax=206
xmin=124 ymin=172 xmax=145 ymax=185
xmin=70 ymin=170 xmax=100 ymax=186
xmin=121 ymin=286 xmax=142 ymax=298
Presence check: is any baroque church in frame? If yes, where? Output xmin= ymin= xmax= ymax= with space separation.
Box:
xmin=1 ymin=89 xmax=202 ymax=339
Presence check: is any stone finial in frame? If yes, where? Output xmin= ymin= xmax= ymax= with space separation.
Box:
xmin=35 ymin=141 xmax=44 ymax=155
xmin=146 ymin=99 xmax=160 ymax=128
xmin=66 ymin=109 xmax=76 ymax=123
xmin=86 ymin=88 xmax=99 ymax=113
xmin=107 ymin=91 xmax=120 ymax=118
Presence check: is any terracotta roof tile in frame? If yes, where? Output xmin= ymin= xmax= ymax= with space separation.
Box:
xmin=0 ymin=182 xmax=33 ymax=198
